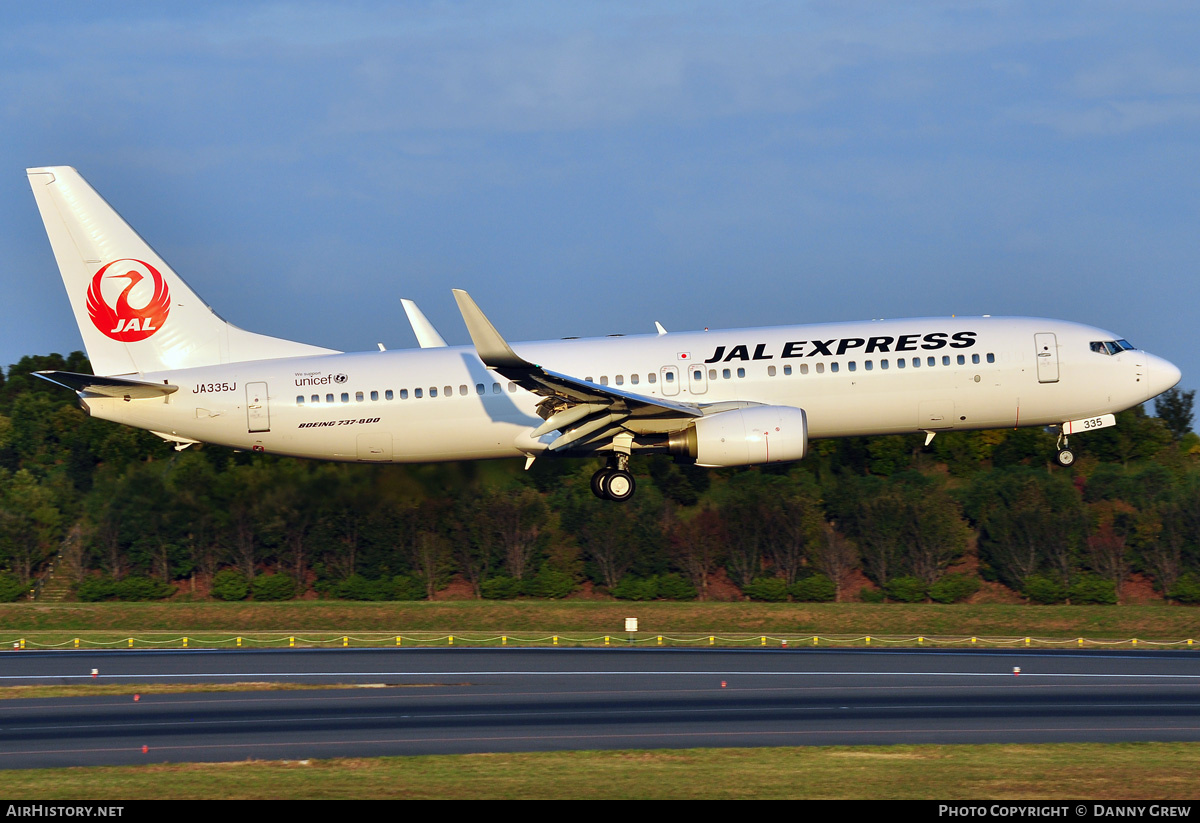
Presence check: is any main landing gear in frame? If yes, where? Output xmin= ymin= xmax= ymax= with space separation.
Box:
xmin=1055 ymin=433 xmax=1075 ymax=467
xmin=591 ymin=454 xmax=636 ymax=502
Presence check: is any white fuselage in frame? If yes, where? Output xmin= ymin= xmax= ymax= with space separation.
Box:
xmin=81 ymin=315 xmax=1177 ymax=463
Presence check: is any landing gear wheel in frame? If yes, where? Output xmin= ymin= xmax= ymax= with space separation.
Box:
xmin=604 ymin=470 xmax=636 ymax=502
xmin=591 ymin=469 xmax=614 ymax=500
xmin=1055 ymin=448 xmax=1076 ymax=468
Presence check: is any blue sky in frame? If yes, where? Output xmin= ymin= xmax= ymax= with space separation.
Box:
xmin=2 ymin=1 xmax=1197 ymax=401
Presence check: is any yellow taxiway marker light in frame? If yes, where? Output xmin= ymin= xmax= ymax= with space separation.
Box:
xmin=1025 ymin=637 xmax=1031 ymax=646
xmin=74 ymin=638 xmax=79 ymax=649
xmin=919 ymin=636 xmax=924 ymax=644
xmin=971 ymin=637 xmax=976 ymax=644
xmin=605 ymin=636 xmax=610 ymax=646
xmin=709 ymin=636 xmax=714 ymax=645
xmin=127 ymin=637 xmax=133 ymax=648
xmin=1133 ymin=638 xmax=1138 ymax=646
xmin=1078 ymin=638 xmax=1083 ymax=646
xmin=553 ymin=636 xmax=558 ymax=646
xmin=449 ymin=636 xmax=454 ymax=646
xmin=237 ymin=637 xmax=242 ymax=647
xmin=289 ymin=636 xmax=294 ymax=647
xmin=760 ymin=636 xmax=766 ymax=646
xmin=813 ymin=636 xmax=818 ymax=646
xmin=658 ymin=635 xmax=663 ymax=646
xmin=503 ymin=636 xmax=508 ymax=646
xmin=395 ymin=636 xmax=401 ymax=646
xmin=183 ymin=637 xmax=188 ymax=648
xmin=866 ymin=636 xmax=871 ymax=645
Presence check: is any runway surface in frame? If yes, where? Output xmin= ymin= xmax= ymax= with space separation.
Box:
xmin=2 ymin=647 xmax=1199 ymax=768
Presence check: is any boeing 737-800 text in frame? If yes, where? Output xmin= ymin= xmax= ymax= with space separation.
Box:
xmin=25 ymin=167 xmax=1181 ymax=500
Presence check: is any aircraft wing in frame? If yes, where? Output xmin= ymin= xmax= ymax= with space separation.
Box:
xmin=35 ymin=370 xmax=179 ymax=399
xmin=452 ymin=289 xmax=702 ymax=452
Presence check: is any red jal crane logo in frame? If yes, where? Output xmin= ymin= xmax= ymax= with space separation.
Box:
xmin=86 ymin=259 xmax=171 ymax=342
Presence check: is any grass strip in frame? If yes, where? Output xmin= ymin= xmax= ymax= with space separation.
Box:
xmin=2 ymin=743 xmax=1198 ymax=799
xmin=3 ymin=602 xmax=1199 ymax=641
xmin=0 ymin=682 xmax=448 ymax=700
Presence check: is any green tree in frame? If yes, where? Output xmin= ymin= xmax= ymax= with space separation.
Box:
xmin=1156 ymin=388 xmax=1195 ymax=440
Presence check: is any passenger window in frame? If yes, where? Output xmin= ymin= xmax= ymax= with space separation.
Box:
xmin=615 ymin=375 xmax=624 ymax=386
xmin=311 ymin=394 xmax=319 ymax=404
xmin=972 ymin=354 xmax=979 ymax=365
xmin=785 ymin=365 xmax=794 ymax=375
xmin=881 ymin=360 xmax=889 ymax=370
xmin=508 ymin=382 xmax=516 ymax=393
xmin=942 ymin=356 xmax=950 ymax=366
xmin=957 ymin=355 xmax=965 ymax=365
xmin=865 ymin=360 xmax=873 ymax=371
xmin=476 ymin=383 xmax=485 ymax=395
xmin=816 ymin=363 xmax=825 ymax=374
xmin=736 ymin=368 xmax=746 ymax=378
xmin=631 ymin=374 xmax=639 ymax=385
xmin=430 ymin=388 xmax=438 ymax=397
xmin=896 ymin=359 xmax=905 ymax=369
xmin=665 ymin=372 xmax=674 ymax=383
xmin=326 ymin=393 xmax=334 ymax=403
xmin=648 ymin=373 xmax=657 ymax=384
xmin=913 ymin=358 xmax=920 ymax=368
xmin=415 ymin=388 xmax=423 ymax=398
xmin=389 ymin=390 xmax=398 ymax=400
xmin=709 ymin=369 xmax=717 ymax=380
xmin=846 ymin=362 xmax=854 ymax=372
xmin=493 ymin=383 xmax=501 ymax=394
xmin=460 ymin=385 xmax=468 ymax=396
xmin=444 ymin=386 xmax=452 ymax=397
xmin=341 ymin=392 xmax=349 ymax=403
xmin=723 ymin=368 xmax=731 ymax=379
xmin=799 ymin=364 xmax=808 ymax=375
xmin=928 ymin=357 xmax=935 ymax=367
xmin=356 ymin=391 xmax=364 ymax=402
xmin=768 ymin=365 xmax=776 ymax=376
xmin=296 ymin=396 xmax=304 ymax=405
xmin=693 ymin=369 xmax=702 ymax=380
xmin=600 ymin=376 xmax=609 ymax=386
xmin=371 ymin=391 xmax=379 ymax=401
xmin=987 ymin=353 xmax=995 ymax=364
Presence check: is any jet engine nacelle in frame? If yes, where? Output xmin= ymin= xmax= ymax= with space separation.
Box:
xmin=669 ymin=405 xmax=808 ymax=467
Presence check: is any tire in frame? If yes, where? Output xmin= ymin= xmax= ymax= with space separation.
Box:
xmin=591 ymin=469 xmax=612 ymax=499
xmin=604 ymin=470 xmax=636 ymax=501
xmin=1055 ymin=448 xmax=1076 ymax=467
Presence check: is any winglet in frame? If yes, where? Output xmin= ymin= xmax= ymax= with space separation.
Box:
xmin=452 ymin=289 xmax=535 ymax=370
xmin=401 ymin=298 xmax=448 ymax=348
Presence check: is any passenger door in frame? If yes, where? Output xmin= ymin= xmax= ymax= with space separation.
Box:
xmin=246 ymin=382 xmax=270 ymax=432
xmin=1034 ymin=333 xmax=1059 ymax=383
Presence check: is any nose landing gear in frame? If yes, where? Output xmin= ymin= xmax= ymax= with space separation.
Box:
xmin=1055 ymin=433 xmax=1075 ymax=467
xmin=591 ymin=454 xmax=636 ymax=502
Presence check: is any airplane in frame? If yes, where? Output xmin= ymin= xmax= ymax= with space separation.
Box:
xmin=25 ymin=166 xmax=1182 ymax=501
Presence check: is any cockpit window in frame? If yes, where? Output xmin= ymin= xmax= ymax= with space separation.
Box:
xmin=1091 ymin=339 xmax=1136 ymax=356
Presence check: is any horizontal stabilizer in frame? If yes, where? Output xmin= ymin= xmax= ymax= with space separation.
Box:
xmin=35 ymin=370 xmax=178 ymax=399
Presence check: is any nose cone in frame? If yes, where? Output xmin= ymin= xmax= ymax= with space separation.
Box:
xmin=1146 ymin=353 xmax=1182 ymax=398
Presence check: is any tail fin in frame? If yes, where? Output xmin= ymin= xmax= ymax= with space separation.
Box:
xmin=26 ymin=167 xmax=336 ymax=376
